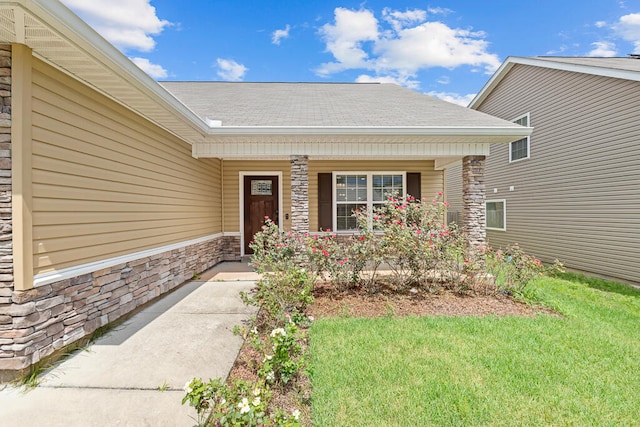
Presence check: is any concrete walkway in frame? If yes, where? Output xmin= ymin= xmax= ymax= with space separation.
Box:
xmin=0 ymin=262 xmax=259 ymax=426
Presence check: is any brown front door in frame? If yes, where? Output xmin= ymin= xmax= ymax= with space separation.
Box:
xmin=244 ymin=176 xmax=279 ymax=254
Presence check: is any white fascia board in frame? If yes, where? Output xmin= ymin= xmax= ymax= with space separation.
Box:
xmin=514 ymin=56 xmax=640 ymax=82
xmin=206 ymin=125 xmax=533 ymax=137
xmin=470 ymin=56 xmax=640 ymax=109
xmin=23 ymin=0 xmax=209 ymax=138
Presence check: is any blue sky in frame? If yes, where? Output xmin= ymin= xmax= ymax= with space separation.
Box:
xmin=61 ymin=0 xmax=640 ymax=105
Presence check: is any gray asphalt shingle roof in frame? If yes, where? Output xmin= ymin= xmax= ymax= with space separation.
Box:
xmin=160 ymin=82 xmax=521 ymax=128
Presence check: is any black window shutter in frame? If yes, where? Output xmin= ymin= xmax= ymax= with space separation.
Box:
xmin=406 ymin=172 xmax=421 ymax=200
xmin=318 ymin=173 xmax=333 ymax=231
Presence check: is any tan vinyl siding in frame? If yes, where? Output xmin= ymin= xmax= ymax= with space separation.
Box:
xmin=474 ymin=63 xmax=640 ymax=284
xmin=309 ymin=160 xmax=442 ymax=231
xmin=444 ymin=163 xmax=463 ymax=221
xmin=31 ymin=59 xmax=222 ymax=275
xmin=221 ymin=160 xmax=292 ymax=232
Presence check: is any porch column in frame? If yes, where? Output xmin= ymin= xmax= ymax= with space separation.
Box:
xmin=462 ymin=155 xmax=486 ymax=263
xmin=290 ymin=155 xmax=309 ymax=233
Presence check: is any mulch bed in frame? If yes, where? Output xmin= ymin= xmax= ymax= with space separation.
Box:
xmin=310 ymin=282 xmax=557 ymax=318
xmin=227 ymin=283 xmax=557 ymax=426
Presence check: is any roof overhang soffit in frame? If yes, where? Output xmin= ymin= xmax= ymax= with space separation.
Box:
xmin=192 ymin=127 xmax=532 ymax=159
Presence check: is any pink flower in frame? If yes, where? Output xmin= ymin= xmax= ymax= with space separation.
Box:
xmin=322 ymin=250 xmax=329 ymax=257
xmin=264 ymin=216 xmax=269 ymax=219
xmin=437 ymin=191 xmax=443 ymax=196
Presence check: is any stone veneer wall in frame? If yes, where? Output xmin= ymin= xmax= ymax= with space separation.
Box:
xmin=0 ymin=45 xmax=15 ymax=377
xmin=462 ymin=155 xmax=486 ymax=260
xmin=290 ymin=155 xmax=309 ymax=233
xmin=0 ymin=235 xmax=240 ymax=378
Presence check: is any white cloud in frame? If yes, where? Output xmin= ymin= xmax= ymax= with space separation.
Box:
xmin=595 ymin=21 xmax=607 ymax=28
xmin=317 ymin=8 xmax=379 ymax=75
xmin=272 ymin=25 xmax=291 ymax=45
xmin=588 ymin=41 xmax=617 ymax=57
xmin=316 ymin=7 xmax=501 ymax=88
xmin=426 ymin=91 xmax=476 ymax=107
xmin=437 ymin=75 xmax=450 ymax=85
xmin=129 ymin=57 xmax=168 ymax=79
xmin=61 ymin=0 xmax=170 ymax=52
xmin=546 ymin=45 xmax=568 ymax=55
xmin=216 ymin=58 xmax=248 ymax=81
xmin=355 ymin=73 xmax=419 ymax=89
xmin=382 ymin=8 xmax=427 ymax=32
xmin=427 ymin=7 xmax=453 ymax=16
xmin=614 ymin=12 xmax=640 ymax=52
xmin=375 ymin=22 xmax=500 ymax=73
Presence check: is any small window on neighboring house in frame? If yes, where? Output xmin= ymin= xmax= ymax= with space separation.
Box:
xmin=510 ymin=113 xmax=530 ymax=163
xmin=486 ymin=200 xmax=506 ymax=231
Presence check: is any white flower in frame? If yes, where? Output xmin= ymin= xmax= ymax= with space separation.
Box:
xmin=183 ymin=380 xmax=192 ymax=394
xmin=308 ymin=315 xmax=314 ymax=322
xmin=238 ymin=397 xmax=250 ymax=414
xmin=253 ymin=387 xmax=261 ymax=396
xmin=265 ymin=355 xmax=272 ymax=360
xmin=251 ymin=327 xmax=258 ymax=335
xmin=270 ymin=328 xmax=286 ymax=337
xmin=220 ymin=397 xmax=226 ymax=405
xmin=266 ymin=371 xmax=275 ymax=382
xmin=292 ymin=409 xmax=301 ymax=420
xmin=252 ymin=397 xmax=261 ymax=406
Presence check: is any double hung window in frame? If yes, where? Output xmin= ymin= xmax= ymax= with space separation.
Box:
xmin=334 ymin=172 xmax=405 ymax=231
xmin=510 ymin=113 xmax=530 ymax=162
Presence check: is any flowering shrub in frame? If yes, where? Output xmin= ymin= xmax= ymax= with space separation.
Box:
xmin=236 ymin=321 xmax=306 ymax=387
xmin=247 ymin=194 xmax=490 ymax=296
xmin=349 ymin=194 xmax=481 ymax=293
xmin=486 ymin=244 xmax=547 ymax=295
xmin=257 ymin=322 xmax=305 ymax=386
xmin=182 ymin=378 xmax=300 ymax=427
xmin=244 ymin=219 xmax=315 ymax=327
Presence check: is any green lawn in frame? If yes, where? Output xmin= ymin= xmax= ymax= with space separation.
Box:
xmin=310 ymin=273 xmax=640 ymax=426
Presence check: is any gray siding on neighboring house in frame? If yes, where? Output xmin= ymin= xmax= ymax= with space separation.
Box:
xmin=447 ymin=63 xmax=640 ymax=285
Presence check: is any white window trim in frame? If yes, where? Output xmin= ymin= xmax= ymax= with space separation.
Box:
xmin=486 ymin=199 xmax=507 ymax=231
xmin=332 ymin=171 xmax=406 ymax=232
xmin=509 ymin=112 xmax=530 ymax=163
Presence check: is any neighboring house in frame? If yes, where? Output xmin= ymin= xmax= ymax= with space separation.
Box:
xmin=0 ymin=0 xmax=529 ymax=378
xmin=446 ymin=56 xmax=640 ymax=286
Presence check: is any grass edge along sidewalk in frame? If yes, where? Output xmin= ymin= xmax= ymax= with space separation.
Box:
xmin=310 ymin=273 xmax=640 ymax=426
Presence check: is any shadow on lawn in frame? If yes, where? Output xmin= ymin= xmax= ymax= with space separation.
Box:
xmin=554 ymin=271 xmax=640 ymax=298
